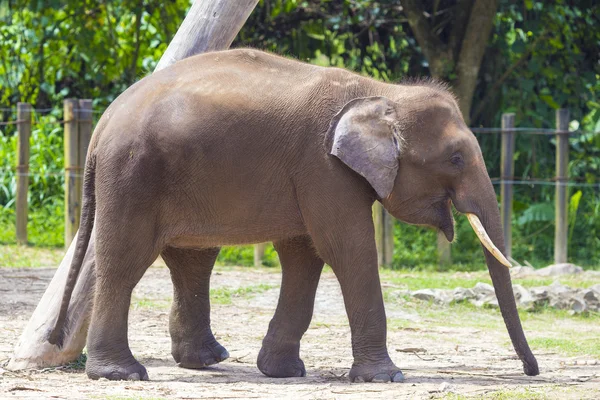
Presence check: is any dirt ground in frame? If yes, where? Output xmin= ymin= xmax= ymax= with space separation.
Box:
xmin=1 ymin=265 xmax=599 ymax=399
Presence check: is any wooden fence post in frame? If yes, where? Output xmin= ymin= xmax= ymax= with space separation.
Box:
xmin=373 ymin=203 xmax=394 ymax=267
xmin=437 ymin=232 xmax=451 ymax=266
xmin=554 ymin=108 xmax=569 ymax=264
xmin=64 ymin=99 xmax=80 ymax=248
xmin=254 ymin=243 xmax=267 ymax=267
xmin=383 ymin=209 xmax=394 ymax=267
xmin=78 ymin=99 xmax=93 ymax=175
xmin=16 ymin=103 xmax=32 ymax=245
xmin=373 ymin=202 xmax=384 ymax=266
xmin=500 ymin=113 xmax=515 ymax=258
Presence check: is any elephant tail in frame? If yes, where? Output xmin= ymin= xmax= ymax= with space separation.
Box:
xmin=47 ymin=153 xmax=97 ymax=347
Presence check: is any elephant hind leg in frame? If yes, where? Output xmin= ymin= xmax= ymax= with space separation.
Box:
xmin=86 ymin=227 xmax=161 ymax=381
xmin=258 ymin=235 xmax=324 ymax=378
xmin=161 ymin=246 xmax=229 ymax=369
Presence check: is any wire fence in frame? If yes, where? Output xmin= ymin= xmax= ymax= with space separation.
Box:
xmin=2 ymin=103 xmax=600 ymax=263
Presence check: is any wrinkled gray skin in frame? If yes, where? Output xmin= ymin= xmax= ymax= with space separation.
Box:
xmin=49 ymin=49 xmax=538 ymax=382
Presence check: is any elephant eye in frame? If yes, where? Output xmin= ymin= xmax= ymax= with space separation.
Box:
xmin=450 ymin=153 xmax=464 ymax=168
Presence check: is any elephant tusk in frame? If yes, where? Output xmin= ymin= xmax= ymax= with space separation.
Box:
xmin=466 ymin=213 xmax=512 ymax=268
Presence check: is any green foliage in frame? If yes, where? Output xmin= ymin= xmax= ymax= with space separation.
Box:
xmin=210 ymin=284 xmax=277 ymax=305
xmin=217 ymin=244 xmax=280 ymax=267
xmin=0 ymin=244 xmax=64 ymax=267
xmin=0 ymin=0 xmax=598 ymax=267
xmin=468 ymin=0 xmax=600 ymax=267
xmin=236 ymin=1 xmax=420 ymax=81
xmin=0 ymin=112 xmax=65 ymax=246
xmin=0 ymin=0 xmax=189 ymax=108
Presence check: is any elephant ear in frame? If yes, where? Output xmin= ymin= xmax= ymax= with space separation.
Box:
xmin=327 ymin=96 xmax=403 ymax=199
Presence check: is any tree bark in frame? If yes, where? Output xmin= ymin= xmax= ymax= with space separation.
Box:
xmin=402 ymin=0 xmax=498 ymax=122
xmin=7 ymin=0 xmax=258 ymax=371
xmin=453 ymin=0 xmax=498 ymax=121
xmin=401 ymin=0 xmax=452 ymax=78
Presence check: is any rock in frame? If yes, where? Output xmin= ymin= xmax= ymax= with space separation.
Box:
xmin=570 ymin=295 xmax=587 ymax=313
xmin=546 ymin=281 xmax=575 ymax=310
xmin=536 ymin=263 xmax=583 ymax=276
xmin=452 ymin=287 xmax=476 ymax=302
xmin=473 ymin=282 xmax=495 ymax=295
xmin=407 ymin=281 xmax=600 ymax=313
xmin=583 ymin=289 xmax=599 ymax=303
xmin=471 ymin=282 xmax=497 ymax=307
xmin=512 ymin=284 xmax=534 ymax=308
xmin=510 ymin=266 xmax=535 ymax=277
xmin=438 ymin=381 xmax=452 ymax=393
xmin=547 ymin=281 xmax=571 ymax=295
xmin=412 ymin=289 xmax=450 ymax=304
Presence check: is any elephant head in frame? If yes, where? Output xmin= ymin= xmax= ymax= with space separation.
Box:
xmin=327 ymin=85 xmax=539 ymax=376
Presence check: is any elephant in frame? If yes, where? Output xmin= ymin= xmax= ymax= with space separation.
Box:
xmin=48 ymin=48 xmax=539 ymax=382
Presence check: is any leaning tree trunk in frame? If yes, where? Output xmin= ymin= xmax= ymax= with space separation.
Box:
xmin=7 ymin=0 xmax=259 ymax=371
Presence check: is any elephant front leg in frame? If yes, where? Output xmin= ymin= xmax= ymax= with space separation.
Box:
xmin=161 ymin=246 xmax=229 ymax=369
xmin=257 ymin=236 xmax=324 ymax=378
xmin=307 ymin=213 xmax=404 ymax=383
xmin=337 ymin=259 xmax=404 ymax=383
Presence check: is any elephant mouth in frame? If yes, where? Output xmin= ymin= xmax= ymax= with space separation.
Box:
xmin=438 ymin=198 xmax=455 ymax=242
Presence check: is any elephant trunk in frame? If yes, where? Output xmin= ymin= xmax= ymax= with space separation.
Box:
xmin=465 ymin=186 xmax=539 ymax=376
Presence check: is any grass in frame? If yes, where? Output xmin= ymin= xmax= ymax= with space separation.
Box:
xmin=379 ymin=269 xmax=600 ymax=291
xmin=131 ymin=297 xmax=171 ymax=311
xmin=442 ymin=388 xmax=551 ymax=399
xmin=0 ymin=244 xmax=64 ymax=267
xmin=529 ymin=337 xmax=600 ymax=358
xmin=210 ymin=284 xmax=277 ymax=305
xmin=130 ymin=283 xmax=277 ymax=309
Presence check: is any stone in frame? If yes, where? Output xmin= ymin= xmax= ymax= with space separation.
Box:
xmin=438 ymin=381 xmax=452 ymax=392
xmin=548 ymin=280 xmax=571 ymax=292
xmin=510 ymin=266 xmax=535 ymax=277
xmin=412 ymin=289 xmax=449 ymax=304
xmin=570 ymin=295 xmax=587 ymax=313
xmin=545 ymin=281 xmax=576 ymax=310
xmin=582 ymin=289 xmax=599 ymax=303
xmin=452 ymin=287 xmax=476 ymax=302
xmin=512 ymin=284 xmax=534 ymax=308
xmin=473 ymin=282 xmax=495 ymax=295
xmin=535 ymin=263 xmax=583 ymax=277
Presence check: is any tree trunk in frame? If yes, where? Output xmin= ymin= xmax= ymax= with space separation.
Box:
xmin=452 ymin=0 xmax=498 ymax=122
xmin=402 ymin=0 xmax=498 ymax=122
xmin=8 ymin=0 xmax=258 ymax=371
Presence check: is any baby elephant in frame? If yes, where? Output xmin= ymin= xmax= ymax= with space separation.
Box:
xmin=49 ymin=49 xmax=538 ymax=382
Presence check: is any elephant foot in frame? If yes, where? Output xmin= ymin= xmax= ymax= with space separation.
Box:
xmin=257 ymin=342 xmax=306 ymax=378
xmin=349 ymin=359 xmax=404 ymax=383
xmin=522 ymin=358 xmax=540 ymax=376
xmin=86 ymin=359 xmax=149 ymax=381
xmin=173 ymin=336 xmax=230 ymax=369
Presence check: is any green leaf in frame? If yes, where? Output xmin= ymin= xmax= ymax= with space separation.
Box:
xmin=517 ymin=202 xmax=555 ymax=226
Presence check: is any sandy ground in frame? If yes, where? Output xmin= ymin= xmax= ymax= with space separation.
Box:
xmin=1 ymin=266 xmax=599 ymax=399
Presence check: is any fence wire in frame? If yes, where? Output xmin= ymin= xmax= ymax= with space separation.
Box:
xmin=491 ymin=179 xmax=600 ymax=188
xmin=2 ymin=169 xmax=599 ymax=188
xmin=2 ymin=106 xmax=600 ymax=188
